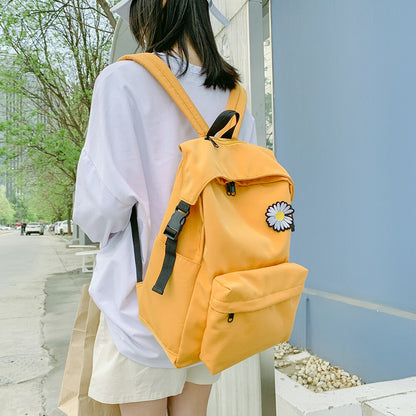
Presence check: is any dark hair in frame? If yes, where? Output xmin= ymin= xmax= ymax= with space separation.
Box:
xmin=129 ymin=0 xmax=240 ymax=90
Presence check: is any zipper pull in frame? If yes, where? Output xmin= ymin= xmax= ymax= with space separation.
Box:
xmin=226 ymin=182 xmax=236 ymax=196
xmin=227 ymin=313 xmax=234 ymax=323
xmin=205 ymin=136 xmax=219 ymax=148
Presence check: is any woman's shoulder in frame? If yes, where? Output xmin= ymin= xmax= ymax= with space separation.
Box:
xmin=95 ymin=59 xmax=156 ymax=90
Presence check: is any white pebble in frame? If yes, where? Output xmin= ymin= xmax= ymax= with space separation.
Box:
xmin=275 ymin=343 xmax=364 ymax=393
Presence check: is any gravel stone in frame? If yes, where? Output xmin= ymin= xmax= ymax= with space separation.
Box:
xmin=275 ymin=342 xmax=364 ymax=392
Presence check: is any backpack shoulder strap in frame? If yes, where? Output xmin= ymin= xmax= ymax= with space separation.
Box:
xmin=223 ymin=83 xmax=247 ymax=139
xmin=118 ymin=53 xmax=208 ymax=137
xmin=118 ymin=53 xmax=247 ymax=139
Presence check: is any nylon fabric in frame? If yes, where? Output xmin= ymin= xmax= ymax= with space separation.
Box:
xmin=120 ymin=53 xmax=308 ymax=375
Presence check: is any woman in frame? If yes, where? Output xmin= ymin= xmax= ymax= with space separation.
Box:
xmin=73 ymin=0 xmax=257 ymax=414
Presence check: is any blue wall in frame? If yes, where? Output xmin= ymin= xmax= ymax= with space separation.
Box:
xmin=271 ymin=0 xmax=416 ymax=382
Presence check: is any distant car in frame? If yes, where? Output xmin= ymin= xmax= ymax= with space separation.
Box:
xmin=59 ymin=220 xmax=73 ymax=234
xmin=54 ymin=221 xmax=63 ymax=235
xmin=26 ymin=222 xmax=43 ymax=235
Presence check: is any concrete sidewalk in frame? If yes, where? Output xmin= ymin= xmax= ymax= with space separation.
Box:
xmin=43 ymin=267 xmax=90 ymax=415
xmin=0 ymin=232 xmax=90 ymax=416
xmin=0 ymin=232 xmax=265 ymax=416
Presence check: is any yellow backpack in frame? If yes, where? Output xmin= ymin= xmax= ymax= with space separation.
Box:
xmin=120 ymin=53 xmax=308 ymax=375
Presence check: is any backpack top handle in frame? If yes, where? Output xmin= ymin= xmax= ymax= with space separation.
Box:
xmin=206 ymin=110 xmax=240 ymax=139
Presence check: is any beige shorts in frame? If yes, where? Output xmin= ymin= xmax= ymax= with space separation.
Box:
xmin=88 ymin=314 xmax=220 ymax=404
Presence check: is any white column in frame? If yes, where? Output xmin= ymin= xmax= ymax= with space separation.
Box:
xmin=212 ymin=0 xmax=266 ymax=148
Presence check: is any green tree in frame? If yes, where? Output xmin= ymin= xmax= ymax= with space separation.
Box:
xmin=0 ymin=185 xmax=16 ymax=224
xmin=0 ymin=0 xmax=117 ymax=232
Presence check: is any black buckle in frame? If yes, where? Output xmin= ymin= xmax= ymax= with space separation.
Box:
xmin=164 ymin=204 xmax=190 ymax=240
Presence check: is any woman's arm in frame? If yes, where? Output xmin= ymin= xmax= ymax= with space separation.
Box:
xmin=73 ymin=65 xmax=148 ymax=247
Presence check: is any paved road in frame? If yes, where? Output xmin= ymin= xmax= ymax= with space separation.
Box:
xmin=0 ymin=231 xmax=90 ymax=416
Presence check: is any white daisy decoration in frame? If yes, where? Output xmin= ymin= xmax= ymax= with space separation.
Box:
xmin=265 ymin=202 xmax=294 ymax=232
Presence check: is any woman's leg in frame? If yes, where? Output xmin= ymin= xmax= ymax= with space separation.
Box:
xmin=167 ymin=382 xmax=212 ymax=416
xmin=119 ymin=398 xmax=167 ymax=416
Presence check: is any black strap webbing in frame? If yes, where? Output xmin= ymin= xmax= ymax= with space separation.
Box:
xmin=206 ymin=110 xmax=240 ymax=139
xmin=152 ymin=238 xmax=177 ymax=295
xmin=130 ymin=204 xmax=143 ymax=283
xmin=152 ymin=201 xmax=190 ymax=295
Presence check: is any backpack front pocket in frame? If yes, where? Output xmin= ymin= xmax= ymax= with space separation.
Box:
xmin=200 ymin=262 xmax=308 ymax=374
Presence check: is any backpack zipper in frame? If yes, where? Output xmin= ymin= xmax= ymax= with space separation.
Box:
xmin=205 ymin=136 xmax=219 ymax=148
xmin=227 ymin=313 xmax=234 ymax=323
xmin=226 ymin=181 xmax=236 ymax=196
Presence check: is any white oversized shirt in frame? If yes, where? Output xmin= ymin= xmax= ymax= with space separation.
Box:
xmin=73 ymin=54 xmax=257 ymax=367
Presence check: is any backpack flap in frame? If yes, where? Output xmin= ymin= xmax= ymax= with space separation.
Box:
xmin=177 ymin=137 xmax=294 ymax=206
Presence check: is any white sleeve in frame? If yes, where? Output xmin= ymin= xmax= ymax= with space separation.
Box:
xmin=73 ymin=67 xmax=149 ymax=247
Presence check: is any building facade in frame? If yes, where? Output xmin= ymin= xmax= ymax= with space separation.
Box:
xmin=0 ymin=53 xmax=24 ymax=203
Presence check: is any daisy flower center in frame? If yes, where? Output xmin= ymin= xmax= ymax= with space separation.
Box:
xmin=275 ymin=211 xmax=285 ymax=221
